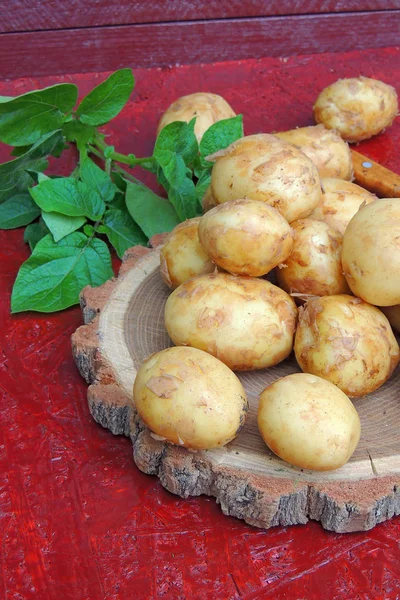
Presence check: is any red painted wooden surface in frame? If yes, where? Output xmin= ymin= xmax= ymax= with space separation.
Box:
xmin=1 ymin=47 xmax=400 ymax=599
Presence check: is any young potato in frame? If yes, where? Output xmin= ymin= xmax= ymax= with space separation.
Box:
xmin=133 ymin=346 xmax=248 ymax=450
xmin=313 ymin=76 xmax=398 ymax=142
xmin=342 ymin=199 xmax=400 ymax=306
xmin=275 ymin=124 xmax=353 ymax=180
xmin=198 ymin=199 xmax=294 ymax=277
xmin=157 ymin=92 xmax=236 ymax=142
xmin=160 ymin=218 xmax=215 ymax=289
xmin=276 ymin=218 xmax=349 ymax=297
xmin=294 ymin=295 xmax=400 ymax=398
xmin=381 ymin=305 xmax=400 ymax=333
xmin=210 ymin=134 xmax=321 ymax=223
xmin=309 ymin=177 xmax=376 ymax=235
xmin=258 ymin=373 xmax=361 ymax=471
xmin=165 ymin=273 xmax=297 ymax=371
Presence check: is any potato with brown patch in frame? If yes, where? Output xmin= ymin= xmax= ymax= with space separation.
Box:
xmin=210 ymin=134 xmax=321 ymax=223
xmin=313 ymin=76 xmax=398 ymax=142
xmin=157 ymin=92 xmax=236 ymax=142
xmin=258 ymin=373 xmax=361 ymax=471
xmin=275 ymin=124 xmax=353 ymax=180
xmin=342 ymin=199 xmax=400 ymax=306
xmin=165 ymin=273 xmax=297 ymax=371
xmin=276 ymin=218 xmax=349 ymax=297
xmin=381 ymin=305 xmax=400 ymax=333
xmin=160 ymin=218 xmax=215 ymax=289
xmin=133 ymin=346 xmax=248 ymax=450
xmin=198 ymin=199 xmax=294 ymax=277
xmin=294 ymin=295 xmax=400 ymax=397
xmin=309 ymin=177 xmax=376 ymax=235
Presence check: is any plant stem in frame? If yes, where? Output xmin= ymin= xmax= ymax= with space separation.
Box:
xmin=87 ymin=144 xmax=144 ymax=185
xmin=93 ymin=135 xmax=154 ymax=168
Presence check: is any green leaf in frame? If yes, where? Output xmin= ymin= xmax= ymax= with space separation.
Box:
xmin=79 ymin=157 xmax=117 ymax=203
xmin=199 ymin=115 xmax=244 ymax=166
xmin=42 ymin=211 xmax=86 ymax=242
xmin=154 ymin=119 xmax=198 ymax=167
xmin=111 ymin=171 xmax=127 ymax=192
xmin=30 ymin=177 xmax=105 ymax=220
xmin=0 ymin=130 xmax=62 ymax=203
xmin=157 ymin=153 xmax=199 ymax=220
xmin=0 ymin=193 xmax=40 ymax=229
xmin=63 ymin=120 xmax=96 ymax=150
xmin=24 ymin=220 xmax=50 ymax=251
xmin=125 ymin=180 xmax=179 ymax=238
xmin=0 ymin=84 xmax=78 ymax=146
xmin=195 ymin=171 xmax=211 ymax=203
xmin=11 ymin=232 xmax=113 ymax=313
xmin=103 ymin=208 xmax=147 ymax=258
xmin=76 ymin=69 xmax=135 ymax=126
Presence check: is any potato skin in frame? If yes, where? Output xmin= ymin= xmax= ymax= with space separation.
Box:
xmin=210 ymin=134 xmax=321 ymax=223
xmin=381 ymin=305 xmax=400 ymax=333
xmin=165 ymin=273 xmax=297 ymax=371
xmin=275 ymin=124 xmax=353 ymax=180
xmin=160 ymin=218 xmax=215 ymax=289
xmin=309 ymin=177 xmax=376 ymax=235
xmin=133 ymin=346 xmax=248 ymax=450
xmin=258 ymin=373 xmax=361 ymax=471
xmin=342 ymin=199 xmax=400 ymax=306
xmin=198 ymin=199 xmax=294 ymax=277
xmin=294 ymin=295 xmax=400 ymax=398
xmin=157 ymin=92 xmax=236 ymax=142
xmin=313 ymin=76 xmax=398 ymax=142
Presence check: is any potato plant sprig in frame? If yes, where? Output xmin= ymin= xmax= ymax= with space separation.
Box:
xmin=0 ymin=68 xmax=243 ymax=313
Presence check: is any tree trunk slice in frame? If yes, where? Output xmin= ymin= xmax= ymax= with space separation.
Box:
xmin=71 ymin=241 xmax=400 ymax=533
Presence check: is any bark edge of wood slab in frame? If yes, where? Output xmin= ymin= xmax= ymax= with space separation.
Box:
xmin=351 ymin=149 xmax=400 ymax=198
xmin=71 ymin=242 xmax=400 ymax=533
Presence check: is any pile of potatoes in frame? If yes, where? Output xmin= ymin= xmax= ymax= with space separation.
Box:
xmin=132 ymin=77 xmax=400 ymax=472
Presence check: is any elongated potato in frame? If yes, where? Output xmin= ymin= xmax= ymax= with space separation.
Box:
xmin=381 ymin=305 xmax=400 ymax=333
xmin=210 ymin=134 xmax=321 ymax=223
xmin=160 ymin=218 xmax=215 ymax=289
xmin=342 ymin=199 xmax=400 ymax=306
xmin=314 ymin=76 xmax=398 ymax=142
xmin=275 ymin=124 xmax=353 ymax=180
xmin=258 ymin=373 xmax=361 ymax=471
xmin=309 ymin=177 xmax=376 ymax=235
xmin=276 ymin=218 xmax=349 ymax=297
xmin=133 ymin=346 xmax=248 ymax=450
xmin=157 ymin=92 xmax=236 ymax=142
xmin=165 ymin=273 xmax=297 ymax=371
xmin=294 ymin=295 xmax=400 ymax=397
xmin=198 ymin=199 xmax=294 ymax=276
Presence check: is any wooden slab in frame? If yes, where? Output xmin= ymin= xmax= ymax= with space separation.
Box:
xmin=71 ymin=241 xmax=400 ymax=533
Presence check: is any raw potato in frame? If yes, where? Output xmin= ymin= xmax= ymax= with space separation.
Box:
xmin=133 ymin=346 xmax=248 ymax=450
xmin=165 ymin=272 xmax=297 ymax=371
xmin=381 ymin=305 xmax=400 ymax=333
xmin=275 ymin=124 xmax=353 ymax=180
xmin=294 ymin=295 xmax=400 ymax=397
xmin=210 ymin=134 xmax=321 ymax=223
xmin=276 ymin=218 xmax=349 ymax=297
xmin=198 ymin=199 xmax=294 ymax=276
xmin=309 ymin=177 xmax=376 ymax=235
xmin=342 ymin=199 xmax=400 ymax=306
xmin=258 ymin=373 xmax=361 ymax=471
xmin=160 ymin=218 xmax=214 ymax=289
xmin=157 ymin=92 xmax=236 ymax=142
xmin=313 ymin=76 xmax=398 ymax=142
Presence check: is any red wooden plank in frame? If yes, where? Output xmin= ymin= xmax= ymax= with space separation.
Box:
xmin=1 ymin=11 xmax=400 ymax=79
xmin=1 ymin=0 xmax=399 ymax=33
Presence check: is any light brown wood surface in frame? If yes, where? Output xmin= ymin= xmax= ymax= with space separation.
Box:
xmin=352 ymin=149 xmax=400 ymax=198
xmin=71 ymin=244 xmax=400 ymax=533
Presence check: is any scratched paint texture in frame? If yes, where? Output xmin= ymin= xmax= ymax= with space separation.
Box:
xmin=0 ymin=47 xmax=400 ymax=599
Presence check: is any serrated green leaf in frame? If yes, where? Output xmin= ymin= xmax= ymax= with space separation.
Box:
xmin=42 ymin=211 xmax=86 ymax=242
xmin=11 ymin=232 xmax=113 ymax=313
xmin=80 ymin=157 xmax=117 ymax=202
xmin=24 ymin=220 xmax=50 ymax=251
xmin=103 ymin=208 xmax=147 ymax=258
xmin=154 ymin=119 xmax=198 ymax=167
xmin=0 ymin=193 xmax=40 ymax=229
xmin=76 ymin=69 xmax=135 ymax=126
xmin=0 ymin=130 xmax=62 ymax=203
xmin=199 ymin=115 xmax=243 ymax=167
xmin=125 ymin=180 xmax=179 ymax=238
xmin=0 ymin=84 xmax=78 ymax=146
xmin=30 ymin=177 xmax=105 ymax=220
